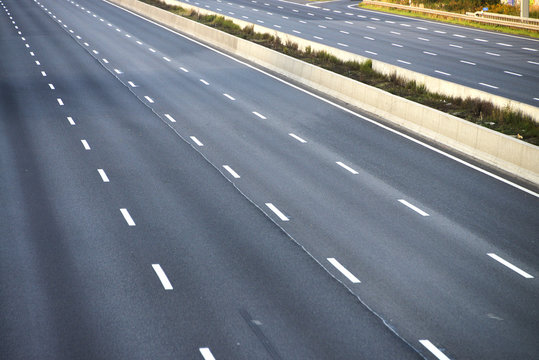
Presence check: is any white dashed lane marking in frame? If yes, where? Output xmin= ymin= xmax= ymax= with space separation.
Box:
xmin=223 ymin=93 xmax=235 ymax=100
xmin=120 ymin=208 xmax=136 ymax=226
xmin=97 ymin=169 xmax=110 ymax=182
xmin=327 ymin=258 xmax=360 ymax=283
xmin=199 ymin=348 xmax=216 ymax=360
xmin=152 ymin=264 xmax=173 ymax=290
xmin=81 ymin=139 xmax=91 ymax=150
xmin=419 ymin=340 xmax=450 ymax=360
xmin=398 ymin=199 xmax=429 ymax=216
xmin=265 ymin=203 xmax=289 ymax=221
xmin=144 ymin=96 xmax=154 ymax=103
xmin=252 ymin=111 xmax=266 ymax=119
xmin=487 ymin=253 xmax=534 ymax=278
xmin=289 ymin=133 xmax=307 ymax=143
xmin=223 ymin=165 xmax=241 ymax=179
xmin=190 ymin=136 xmax=204 ymax=146
xmin=164 ymin=114 xmax=176 ymax=122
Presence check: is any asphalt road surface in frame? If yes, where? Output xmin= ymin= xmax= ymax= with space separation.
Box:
xmin=1 ymin=0 xmax=538 ymax=359
xmin=181 ymin=0 xmax=539 ymax=105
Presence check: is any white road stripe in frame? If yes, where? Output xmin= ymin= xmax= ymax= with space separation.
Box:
xmin=128 ymin=81 xmax=137 ymax=87
xmin=363 ymin=36 xmax=374 ymax=40
xmin=336 ymin=161 xmax=358 ymax=174
xmin=486 ymin=52 xmax=500 ymax=56
xmin=365 ymin=50 xmax=377 ymax=55
xmin=293 ymin=30 xmax=301 ymax=34
xmin=67 ymin=116 xmax=75 ymax=125
xmin=125 ymin=34 xmax=131 ymax=38
xmin=223 ymin=165 xmax=240 ymax=178
xmin=528 ymin=60 xmax=539 ymax=65
xmin=199 ymin=348 xmax=216 ymax=360
xmin=390 ymin=31 xmax=401 ymax=35
xmin=366 ymin=26 xmax=376 ymax=30
xmin=423 ymin=51 xmax=437 ymax=56
xmin=102 ymin=58 xmax=109 ymax=63
xmin=136 ymin=40 xmax=143 ymax=44
xmin=504 ymin=70 xmax=522 ymax=77
xmin=265 ymin=203 xmax=289 ymax=221
xmin=487 ymin=253 xmax=534 ymax=278
xmin=289 ymin=133 xmax=307 ymax=143
xmin=418 ymin=37 xmax=429 ymax=41
xmin=81 ymin=139 xmax=91 ymax=150
xmin=149 ymin=48 xmax=156 ymax=52
xmin=35 ymin=60 xmax=40 ymax=65
xmin=314 ymin=36 xmax=323 ymax=40
xmin=392 ymin=43 xmax=403 ymax=47
xmin=340 ymin=30 xmax=349 ymax=34
xmin=41 ymin=71 xmax=47 ymax=76
xmin=453 ymin=34 xmax=466 ymax=38
xmin=397 ymin=59 xmax=411 ymax=64
xmin=252 ymin=111 xmax=266 ymax=119
xmin=435 ymin=70 xmax=450 ymax=76
xmin=92 ymin=50 xmax=99 ymax=54
xmin=419 ymin=340 xmax=450 ymax=360
xmin=144 ymin=96 xmax=154 ymax=103
xmin=48 ymin=83 xmax=55 ymax=90
xmin=327 ymin=258 xmax=360 ymax=283
xmin=398 ymin=199 xmax=429 ymax=216
xmin=522 ymin=47 xmax=537 ymax=51
xmin=345 ymin=21 xmax=353 ymax=24
xmin=114 ymin=68 xmax=122 ymax=74
xmin=180 ymin=67 xmax=189 ymax=72
xmin=164 ymin=114 xmax=176 ymax=122
xmin=163 ymin=56 xmax=171 ymax=61
xmin=496 ymin=42 xmax=512 ymax=47
xmin=120 ymin=208 xmax=135 ymax=226
xmin=152 ymin=264 xmax=173 ymax=290
xmin=474 ymin=38 xmax=488 ymax=42
xmin=460 ymin=60 xmax=476 ymax=65
xmin=416 ymin=26 xmax=428 ymax=30
xmin=97 ymin=169 xmax=110 ymax=182
xmin=434 ymin=30 xmax=446 ymax=34
xmin=223 ymin=93 xmax=235 ymax=100
xmin=337 ymin=43 xmax=349 ymax=47
xmin=190 ymin=136 xmax=203 ymax=146
xmin=84 ymin=42 xmax=89 ymax=46
xmin=57 ymin=98 xmax=64 ymax=106
xmin=449 ymin=44 xmax=462 ymax=48
xmin=200 ymin=79 xmax=209 ymax=85
xmin=479 ymin=82 xmax=498 ymax=89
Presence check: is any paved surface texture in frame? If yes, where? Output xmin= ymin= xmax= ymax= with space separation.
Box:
xmin=179 ymin=0 xmax=539 ymax=105
xmin=1 ymin=0 xmax=538 ymax=359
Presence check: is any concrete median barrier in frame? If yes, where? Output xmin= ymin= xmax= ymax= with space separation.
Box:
xmin=109 ymin=0 xmax=539 ymax=185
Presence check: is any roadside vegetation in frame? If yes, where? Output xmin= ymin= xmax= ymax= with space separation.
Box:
xmin=358 ymin=2 xmax=539 ymax=38
xmin=141 ymin=0 xmax=539 ymax=145
xmin=373 ymin=0 xmax=539 ymax=18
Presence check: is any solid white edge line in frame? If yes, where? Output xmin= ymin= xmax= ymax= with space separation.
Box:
xmin=102 ymin=0 xmax=539 ymax=198
xmin=336 ymin=161 xmax=358 ymax=174
xmin=487 ymin=253 xmax=534 ymax=278
xmin=152 ymin=264 xmax=173 ymax=290
xmin=289 ymin=133 xmax=307 ymax=143
xmin=223 ymin=165 xmax=240 ymax=178
xmin=81 ymin=139 xmax=91 ymax=150
xmin=190 ymin=136 xmax=204 ymax=146
xmin=164 ymin=113 xmax=176 ymax=122
xmin=398 ymin=199 xmax=429 ymax=216
xmin=97 ymin=169 xmax=110 ymax=182
xmin=199 ymin=348 xmax=216 ymax=360
xmin=120 ymin=208 xmax=136 ymax=226
xmin=327 ymin=258 xmax=360 ymax=283
xmin=265 ymin=203 xmax=289 ymax=221
xmin=419 ymin=340 xmax=451 ymax=360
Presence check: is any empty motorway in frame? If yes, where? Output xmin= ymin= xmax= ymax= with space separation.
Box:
xmin=1 ymin=0 xmax=538 ymax=359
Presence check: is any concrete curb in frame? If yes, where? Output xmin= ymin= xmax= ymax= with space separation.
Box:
xmin=109 ymin=0 xmax=539 ymax=185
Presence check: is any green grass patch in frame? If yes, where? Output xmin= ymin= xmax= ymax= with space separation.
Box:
xmin=140 ymin=0 xmax=539 ymax=145
xmin=357 ymin=3 xmax=539 ymax=38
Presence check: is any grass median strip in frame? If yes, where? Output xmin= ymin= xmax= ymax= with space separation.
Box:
xmin=141 ymin=0 xmax=538 ymax=145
